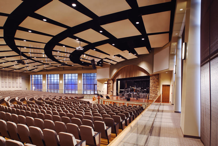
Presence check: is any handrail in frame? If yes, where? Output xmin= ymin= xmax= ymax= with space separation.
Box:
xmin=108 ymin=94 xmax=161 ymax=146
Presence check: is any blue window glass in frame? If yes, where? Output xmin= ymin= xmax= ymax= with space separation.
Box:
xmin=31 ymin=75 xmax=43 ymax=91
xmin=47 ymin=74 xmax=59 ymax=93
xmin=82 ymin=73 xmax=97 ymax=94
xmin=64 ymin=74 xmax=78 ymax=94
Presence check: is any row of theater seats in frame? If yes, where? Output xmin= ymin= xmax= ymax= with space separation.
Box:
xmin=0 ymin=119 xmax=86 ymax=146
xmin=0 ymin=136 xmax=35 ymax=146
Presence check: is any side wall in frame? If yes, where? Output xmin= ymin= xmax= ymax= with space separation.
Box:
xmin=200 ymin=0 xmax=218 ymax=145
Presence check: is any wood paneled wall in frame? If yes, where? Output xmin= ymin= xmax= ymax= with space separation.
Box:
xmin=200 ymin=0 xmax=218 ymax=145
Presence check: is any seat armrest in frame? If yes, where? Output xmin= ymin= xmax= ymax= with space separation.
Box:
xmin=75 ymin=139 xmax=86 ymax=146
xmin=121 ymin=119 xmax=125 ymax=124
xmin=106 ymin=127 xmax=112 ymax=135
xmin=94 ymin=132 xmax=101 ymax=146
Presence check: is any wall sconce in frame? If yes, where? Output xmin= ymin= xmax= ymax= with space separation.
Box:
xmin=43 ymin=81 xmax=45 ymax=83
xmin=79 ymin=80 xmax=81 ymax=83
xmin=60 ymin=80 xmax=62 ymax=83
xmin=182 ymin=42 xmax=187 ymax=60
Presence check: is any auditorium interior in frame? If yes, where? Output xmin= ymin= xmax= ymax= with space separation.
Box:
xmin=0 ymin=0 xmax=217 ymax=146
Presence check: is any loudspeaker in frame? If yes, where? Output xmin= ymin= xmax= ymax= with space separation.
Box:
xmin=91 ymin=59 xmax=96 ymax=69
xmin=97 ymin=59 xmax=103 ymax=67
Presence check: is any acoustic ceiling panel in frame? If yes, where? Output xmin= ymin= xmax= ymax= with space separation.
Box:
xmin=142 ymin=11 xmax=170 ymax=33
xmin=74 ymin=29 xmax=109 ymax=43
xmin=20 ymin=17 xmax=66 ymax=35
xmin=0 ymin=39 xmax=6 ymax=45
xmin=15 ymin=40 xmax=45 ymax=48
xmin=78 ymin=0 xmax=131 ymax=16
xmin=134 ymin=47 xmax=149 ymax=55
xmin=137 ymin=0 xmax=171 ymax=7
xmin=85 ymin=49 xmax=108 ymax=59
xmin=0 ymin=0 xmax=22 ymax=14
xmin=107 ymin=55 xmax=124 ymax=62
xmin=22 ymin=48 xmax=44 ymax=54
xmin=101 ymin=19 xmax=141 ymax=38
xmin=0 ymin=29 xmax=3 ymax=37
xmin=0 ymin=62 xmax=17 ymax=67
xmin=53 ymin=45 xmax=75 ymax=53
xmin=60 ymin=37 xmax=87 ymax=48
xmin=120 ymin=51 xmax=137 ymax=59
xmin=0 ymin=16 xmax=7 ymax=27
xmin=148 ymin=33 xmax=169 ymax=48
xmin=36 ymin=0 xmax=92 ymax=27
xmin=0 ymin=51 xmax=17 ymax=57
xmin=96 ymin=43 xmax=123 ymax=55
xmin=15 ymin=30 xmax=52 ymax=43
xmin=3 ymin=56 xmax=22 ymax=61
xmin=0 ymin=46 xmax=12 ymax=51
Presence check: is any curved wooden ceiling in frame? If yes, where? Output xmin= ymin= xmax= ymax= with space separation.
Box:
xmin=0 ymin=0 xmax=176 ymax=72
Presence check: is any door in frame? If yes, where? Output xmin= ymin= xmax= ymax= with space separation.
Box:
xmin=162 ymin=85 xmax=170 ymax=102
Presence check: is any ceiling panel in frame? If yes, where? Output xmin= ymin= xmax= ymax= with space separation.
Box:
xmin=96 ymin=43 xmax=123 ymax=55
xmin=0 ymin=16 xmax=7 ymax=27
xmin=0 ymin=51 xmax=18 ymax=57
xmin=0 ymin=29 xmax=3 ymax=37
xmin=74 ymin=29 xmax=109 ymax=43
xmin=0 ymin=38 xmax=6 ymax=45
xmin=36 ymin=0 xmax=92 ymax=27
xmin=101 ymin=19 xmax=141 ymax=38
xmin=0 ymin=62 xmax=16 ymax=67
xmin=60 ymin=37 xmax=87 ymax=48
xmin=107 ymin=55 xmax=124 ymax=62
xmin=148 ymin=33 xmax=169 ymax=48
xmin=0 ymin=46 xmax=12 ymax=51
xmin=142 ymin=11 xmax=170 ymax=33
xmin=78 ymin=0 xmax=131 ymax=16
xmin=10 ymin=64 xmax=26 ymax=69
xmin=104 ymin=59 xmax=116 ymax=64
xmin=53 ymin=45 xmax=75 ymax=53
xmin=20 ymin=17 xmax=66 ymax=35
xmin=137 ymin=0 xmax=171 ymax=7
xmin=0 ymin=0 xmax=22 ymax=14
xmin=22 ymin=48 xmax=44 ymax=54
xmin=15 ymin=40 xmax=45 ymax=48
xmin=3 ymin=56 xmax=22 ymax=61
xmin=0 ymin=59 xmax=6 ymax=63
xmin=1 ymin=68 xmax=12 ymax=71
xmin=120 ymin=51 xmax=137 ymax=59
xmin=134 ymin=47 xmax=149 ymax=55
xmin=85 ymin=49 xmax=108 ymax=58
xmin=15 ymin=30 xmax=52 ymax=43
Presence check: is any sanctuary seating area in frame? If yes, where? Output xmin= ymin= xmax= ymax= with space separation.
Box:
xmin=0 ymin=91 xmax=144 ymax=146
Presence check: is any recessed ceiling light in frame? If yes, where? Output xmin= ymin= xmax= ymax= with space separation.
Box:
xmin=134 ymin=54 xmax=136 ymax=55
xmin=43 ymin=19 xmax=47 ymax=22
xmin=166 ymin=72 xmax=168 ymax=73
xmin=76 ymin=38 xmax=79 ymax=41
xmin=28 ymin=30 xmax=32 ymax=33
xmin=142 ymin=38 xmax=145 ymax=40
xmin=72 ymin=65 xmax=73 ymax=66
xmin=72 ymin=3 xmax=76 ymax=7
xmin=24 ymin=47 xmax=26 ymax=49
xmin=93 ymin=49 xmax=96 ymax=51
xmin=180 ymin=9 xmax=183 ymax=11
xmin=136 ymin=22 xmax=139 ymax=24
xmin=24 ymin=40 xmax=26 ymax=42
xmin=4 ymin=57 xmax=6 ymax=58
xmin=99 ymin=30 xmax=103 ymax=33
xmin=176 ymin=33 xmax=178 ymax=35
xmin=84 ymin=54 xmax=86 ymax=57
xmin=112 ymin=43 xmax=115 ymax=46
xmin=63 ymin=45 xmax=65 ymax=47
xmin=2 ymin=68 xmax=4 ymax=69
xmin=120 ymin=57 xmax=121 ymax=58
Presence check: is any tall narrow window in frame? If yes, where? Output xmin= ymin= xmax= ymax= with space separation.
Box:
xmin=47 ymin=74 xmax=59 ymax=93
xmin=31 ymin=75 xmax=42 ymax=91
xmin=82 ymin=73 xmax=97 ymax=94
xmin=64 ymin=74 xmax=78 ymax=93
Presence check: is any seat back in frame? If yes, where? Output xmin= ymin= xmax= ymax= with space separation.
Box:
xmin=75 ymin=114 xmax=83 ymax=121
xmin=71 ymin=117 xmax=82 ymax=126
xmin=26 ymin=116 xmax=35 ymax=126
xmin=94 ymin=116 xmax=103 ymax=121
xmin=45 ymin=114 xmax=53 ymax=120
xmin=7 ymin=121 xmax=20 ymax=141
xmin=103 ymin=114 xmax=111 ymax=119
xmin=83 ymin=115 xmax=93 ymax=122
xmin=11 ymin=114 xmax=19 ymax=124
xmin=0 ymin=119 xmax=10 ymax=137
xmin=17 ymin=124 xmax=31 ymax=143
xmin=37 ymin=113 xmax=45 ymax=120
xmin=66 ymin=123 xmax=81 ymax=139
xmin=0 ymin=136 xmax=6 ymax=146
xmin=18 ymin=115 xmax=26 ymax=125
xmin=59 ymin=132 xmax=77 ymax=146
xmin=55 ymin=121 xmax=67 ymax=134
xmin=66 ymin=113 xmax=74 ymax=119
xmin=112 ymin=115 xmax=121 ymax=123
xmin=6 ymin=139 xmax=24 ymax=146
xmin=43 ymin=129 xmax=59 ymax=146
xmin=0 ymin=111 xmax=6 ymax=121
xmin=26 ymin=111 xmax=31 ymax=116
xmin=59 ymin=112 xmax=66 ymax=117
xmin=52 ymin=111 xmax=59 ymax=115
xmin=61 ymin=116 xmax=71 ymax=124
xmin=53 ymin=115 xmax=61 ymax=122
xmin=31 ymin=112 xmax=38 ymax=118
xmin=6 ymin=113 xmax=12 ymax=121
xmin=80 ymin=125 xmax=96 ymax=146
xmin=20 ymin=110 xmax=26 ymax=116
xmin=82 ymin=119 xmax=94 ymax=129
xmin=44 ymin=119 xmax=55 ymax=130
xmin=29 ymin=126 xmax=44 ymax=146
xmin=34 ymin=118 xmax=44 ymax=130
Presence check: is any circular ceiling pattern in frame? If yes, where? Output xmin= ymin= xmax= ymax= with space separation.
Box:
xmin=0 ymin=0 xmax=176 ymax=72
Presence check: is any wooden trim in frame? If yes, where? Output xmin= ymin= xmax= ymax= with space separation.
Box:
xmin=184 ymin=135 xmax=200 ymax=139
xmin=108 ymin=94 xmax=160 ymax=146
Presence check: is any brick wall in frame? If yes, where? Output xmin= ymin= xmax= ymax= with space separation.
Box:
xmin=149 ymin=74 xmax=159 ymax=100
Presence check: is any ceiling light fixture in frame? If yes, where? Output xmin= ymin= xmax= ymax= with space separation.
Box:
xmin=136 ymin=22 xmax=139 ymax=24
xmin=176 ymin=33 xmax=178 ymax=35
xmin=43 ymin=19 xmax=47 ymax=22
xmin=99 ymin=30 xmax=103 ymax=33
xmin=76 ymin=41 xmax=84 ymax=50
xmin=24 ymin=40 xmax=26 ymax=42
xmin=28 ymin=30 xmax=32 ymax=33
xmin=93 ymin=49 xmax=96 ymax=51
xmin=76 ymin=38 xmax=79 ymax=41
xmin=63 ymin=45 xmax=65 ymax=47
xmin=112 ymin=43 xmax=115 ymax=46
xmin=180 ymin=8 xmax=183 ymax=11
xmin=72 ymin=3 xmax=76 ymax=7
xmin=142 ymin=38 xmax=145 ymax=40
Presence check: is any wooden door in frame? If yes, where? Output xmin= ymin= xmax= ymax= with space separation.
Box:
xmin=162 ymin=85 xmax=170 ymax=102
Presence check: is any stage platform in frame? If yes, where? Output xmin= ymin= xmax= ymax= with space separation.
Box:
xmin=100 ymin=96 xmax=152 ymax=109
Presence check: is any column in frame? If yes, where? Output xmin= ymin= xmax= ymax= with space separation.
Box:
xmin=181 ymin=0 xmax=201 ymax=137
xmin=59 ymin=74 xmax=63 ymax=93
xmin=78 ymin=73 xmax=82 ymax=94
xmin=174 ymin=37 xmax=182 ymax=112
xmin=42 ymin=74 xmax=46 ymax=92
